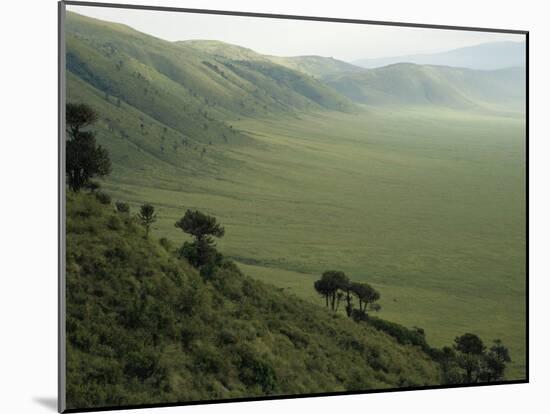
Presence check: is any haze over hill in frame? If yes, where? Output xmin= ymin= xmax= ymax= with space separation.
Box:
xmin=353 ymin=41 xmax=526 ymax=70
xmin=325 ymin=63 xmax=525 ymax=112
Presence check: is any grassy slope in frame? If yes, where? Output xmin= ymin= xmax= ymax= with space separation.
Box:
xmin=66 ymin=192 xmax=440 ymax=409
xmin=324 ymin=63 xmax=526 ymax=112
xmin=95 ymin=107 xmax=526 ymax=379
xmin=66 ymin=11 xmax=355 ymax=124
xmin=65 ymin=11 xmax=526 ymax=379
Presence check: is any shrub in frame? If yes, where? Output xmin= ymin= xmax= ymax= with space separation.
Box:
xmin=115 ymin=201 xmax=130 ymax=213
xmin=106 ymin=215 xmax=122 ymax=230
xmin=158 ymin=237 xmax=172 ymax=251
xmin=123 ymin=350 xmax=157 ymax=380
xmin=95 ymin=191 xmax=112 ymax=205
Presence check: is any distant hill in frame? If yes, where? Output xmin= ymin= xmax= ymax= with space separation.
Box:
xmin=324 ymin=63 xmax=525 ymax=112
xmin=268 ymin=55 xmax=364 ymax=79
xmin=65 ymin=11 xmax=525 ymax=182
xmin=353 ymin=41 xmax=526 ymax=70
xmin=66 ymin=12 xmax=355 ymax=127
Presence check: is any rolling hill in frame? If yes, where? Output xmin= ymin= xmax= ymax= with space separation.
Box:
xmin=267 ymin=55 xmax=364 ymax=79
xmin=353 ymin=41 xmax=526 ymax=70
xmin=324 ymin=63 xmax=525 ymax=112
xmin=66 ymin=12 xmax=356 ymax=129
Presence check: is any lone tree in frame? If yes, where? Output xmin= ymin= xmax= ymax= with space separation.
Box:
xmin=137 ymin=203 xmax=157 ymax=238
xmin=66 ymin=103 xmax=111 ymax=192
xmin=350 ymin=282 xmax=381 ymax=317
xmin=175 ymin=209 xmax=225 ymax=268
xmin=314 ymin=271 xmax=349 ymax=311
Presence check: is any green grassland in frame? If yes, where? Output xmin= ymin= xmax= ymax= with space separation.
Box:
xmin=66 ymin=191 xmax=440 ymax=409
xmin=65 ymin=10 xmax=526 ymax=381
xmin=94 ymin=107 xmax=526 ymax=378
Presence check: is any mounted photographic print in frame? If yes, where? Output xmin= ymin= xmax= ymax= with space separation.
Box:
xmin=58 ymin=1 xmax=528 ymax=412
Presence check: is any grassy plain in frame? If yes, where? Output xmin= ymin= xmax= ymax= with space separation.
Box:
xmin=96 ymin=106 xmax=526 ymax=378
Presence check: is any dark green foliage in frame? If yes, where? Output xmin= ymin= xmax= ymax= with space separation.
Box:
xmin=95 ymin=191 xmax=111 ymax=205
xmin=350 ymin=282 xmax=381 ymax=316
xmin=66 ymin=103 xmax=111 ymax=192
xmin=237 ymin=349 xmax=277 ymax=393
xmin=84 ymin=181 xmax=101 ymax=192
xmin=175 ymin=210 xmax=225 ymax=241
xmin=367 ymin=317 xmax=430 ymax=350
xmin=480 ymin=340 xmax=511 ymax=382
xmin=66 ymin=102 xmax=98 ymax=136
xmin=314 ymin=272 xmax=380 ymax=318
xmin=115 ymin=201 xmax=130 ymax=214
xmin=175 ymin=210 xmax=225 ymax=269
xmin=314 ymin=270 xmax=349 ymax=311
xmin=65 ymin=192 xmax=440 ymax=409
xmin=449 ymin=334 xmax=511 ymax=384
xmin=454 ymin=333 xmax=486 ymax=355
xmin=137 ymin=203 xmax=157 ymax=239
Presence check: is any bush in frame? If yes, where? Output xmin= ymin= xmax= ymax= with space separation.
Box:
xmin=367 ymin=317 xmax=430 ymax=351
xmin=123 ymin=350 xmax=157 ymax=380
xmin=238 ymin=351 xmax=277 ymax=393
xmin=95 ymin=192 xmax=112 ymax=205
xmin=115 ymin=201 xmax=130 ymax=213
xmin=178 ymin=241 xmax=222 ymax=270
xmin=158 ymin=237 xmax=172 ymax=251
xmin=106 ymin=215 xmax=122 ymax=230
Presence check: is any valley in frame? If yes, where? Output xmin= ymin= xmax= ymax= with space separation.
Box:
xmin=65 ymin=10 xmax=527 ymax=380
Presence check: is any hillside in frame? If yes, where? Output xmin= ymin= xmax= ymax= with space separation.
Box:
xmin=324 ymin=63 xmax=525 ymax=112
xmin=267 ymin=55 xmax=364 ymax=79
xmin=65 ymin=191 xmax=441 ymax=409
xmin=353 ymin=41 xmax=526 ymax=70
xmin=65 ymin=12 xmax=355 ymax=130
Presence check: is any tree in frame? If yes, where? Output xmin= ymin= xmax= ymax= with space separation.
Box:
xmin=454 ymin=333 xmax=485 ymax=355
xmin=66 ymin=103 xmax=98 ymax=137
xmin=175 ymin=210 xmax=225 ymax=268
xmin=350 ymin=282 xmax=381 ymax=316
xmin=480 ymin=340 xmax=511 ymax=382
xmin=66 ymin=103 xmax=111 ymax=192
xmin=314 ymin=271 xmax=349 ymax=311
xmin=314 ymin=278 xmax=332 ymax=308
xmin=453 ymin=333 xmax=486 ymax=383
xmin=137 ymin=203 xmax=157 ymax=238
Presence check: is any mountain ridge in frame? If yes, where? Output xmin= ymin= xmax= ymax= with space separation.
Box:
xmin=353 ymin=41 xmax=526 ymax=70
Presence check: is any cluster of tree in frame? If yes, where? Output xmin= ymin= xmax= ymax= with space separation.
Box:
xmin=437 ymin=333 xmax=512 ymax=384
xmin=313 ymin=271 xmax=512 ymax=384
xmin=314 ymin=271 xmax=380 ymax=318
xmin=66 ymin=103 xmax=111 ymax=192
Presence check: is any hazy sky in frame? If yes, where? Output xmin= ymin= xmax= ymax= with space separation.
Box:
xmin=67 ymin=4 xmax=524 ymax=62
